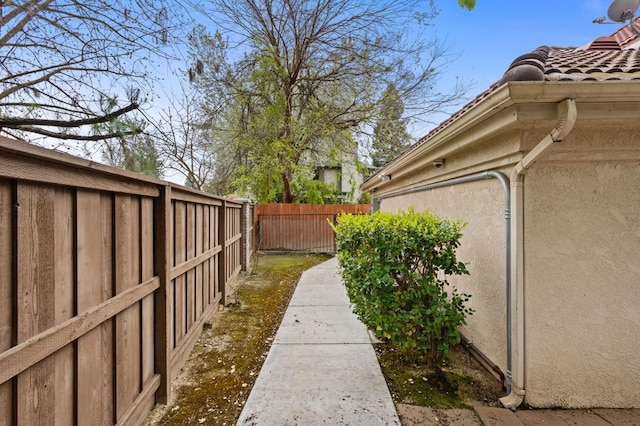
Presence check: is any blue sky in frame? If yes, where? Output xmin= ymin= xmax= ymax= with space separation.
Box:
xmin=420 ymin=0 xmax=621 ymax=131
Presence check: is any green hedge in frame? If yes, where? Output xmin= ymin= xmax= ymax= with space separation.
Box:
xmin=332 ymin=210 xmax=472 ymax=367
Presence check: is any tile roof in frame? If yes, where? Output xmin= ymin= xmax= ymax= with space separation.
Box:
xmin=383 ymin=20 xmax=640 ymax=171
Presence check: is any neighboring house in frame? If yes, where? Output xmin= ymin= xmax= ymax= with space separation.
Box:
xmin=316 ymin=161 xmax=371 ymax=202
xmin=361 ymin=23 xmax=640 ymax=409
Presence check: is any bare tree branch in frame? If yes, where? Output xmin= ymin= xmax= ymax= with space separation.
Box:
xmin=0 ymin=0 xmax=196 ymax=141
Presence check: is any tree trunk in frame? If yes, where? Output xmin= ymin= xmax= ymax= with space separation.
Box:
xmin=282 ymin=171 xmax=294 ymax=203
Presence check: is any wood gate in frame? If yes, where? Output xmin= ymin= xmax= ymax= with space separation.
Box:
xmin=254 ymin=204 xmax=370 ymax=254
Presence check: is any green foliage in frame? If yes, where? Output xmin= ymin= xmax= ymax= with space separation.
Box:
xmin=356 ymin=192 xmax=371 ymax=204
xmin=332 ymin=210 xmax=472 ymax=367
xmin=292 ymin=180 xmax=338 ymax=204
xmin=457 ymin=0 xmax=476 ymax=11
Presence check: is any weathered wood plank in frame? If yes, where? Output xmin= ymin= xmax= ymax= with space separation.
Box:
xmin=0 ymin=275 xmax=158 ymax=387
xmin=16 ymin=183 xmax=56 ymax=425
xmin=218 ymin=202 xmax=228 ymax=304
xmin=213 ymin=206 xmax=221 ymax=301
xmin=0 ymin=180 xmax=13 ymax=424
xmin=186 ymin=202 xmax=195 ymax=328
xmin=141 ymin=197 xmax=155 ymax=388
xmin=114 ymin=195 xmax=141 ymax=422
xmin=0 ymin=152 xmax=160 ymax=197
xmin=154 ymin=185 xmax=172 ymax=404
xmin=53 ymin=188 xmax=74 ymax=425
xmin=202 ymin=205 xmax=211 ymax=308
xmin=168 ymin=246 xmax=222 ymax=281
xmin=115 ymin=375 xmax=160 ymax=426
xmin=170 ymin=301 xmax=219 ymax=383
xmin=173 ymin=201 xmax=186 ymax=346
xmin=195 ymin=204 xmax=203 ymax=317
xmin=76 ymin=190 xmax=114 ymax=425
xmin=169 ymin=185 xmax=224 ymax=206
xmin=0 ymin=137 xmax=161 ymax=197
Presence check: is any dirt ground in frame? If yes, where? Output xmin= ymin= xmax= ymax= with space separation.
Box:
xmin=144 ymin=253 xmax=505 ymax=426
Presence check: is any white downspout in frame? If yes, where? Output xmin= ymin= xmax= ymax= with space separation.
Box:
xmin=500 ymin=98 xmax=577 ymax=409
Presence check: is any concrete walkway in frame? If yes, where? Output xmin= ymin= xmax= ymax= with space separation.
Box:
xmin=237 ymin=257 xmax=401 ymax=425
xmin=237 ymin=257 xmax=640 ymax=426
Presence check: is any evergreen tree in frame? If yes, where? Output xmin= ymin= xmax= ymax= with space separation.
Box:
xmin=371 ymin=84 xmax=412 ymax=167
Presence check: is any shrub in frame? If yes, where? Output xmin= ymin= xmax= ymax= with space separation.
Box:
xmin=332 ymin=210 xmax=472 ymax=367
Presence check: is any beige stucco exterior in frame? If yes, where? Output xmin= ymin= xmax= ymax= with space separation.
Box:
xmin=363 ymin=81 xmax=640 ymax=408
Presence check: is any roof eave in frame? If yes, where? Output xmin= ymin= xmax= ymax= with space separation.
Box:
xmin=362 ymin=80 xmax=640 ymax=193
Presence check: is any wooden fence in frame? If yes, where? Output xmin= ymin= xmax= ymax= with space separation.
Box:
xmin=0 ymin=138 xmax=248 ymax=425
xmin=254 ymin=204 xmax=370 ymax=253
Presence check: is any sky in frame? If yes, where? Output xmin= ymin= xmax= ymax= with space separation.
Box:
xmin=417 ymin=0 xmax=623 ymax=133
xmin=153 ymin=0 xmax=628 ymax=182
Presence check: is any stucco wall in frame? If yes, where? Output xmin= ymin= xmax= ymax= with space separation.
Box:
xmin=379 ymin=177 xmax=509 ymax=373
xmin=524 ymin=158 xmax=640 ymax=408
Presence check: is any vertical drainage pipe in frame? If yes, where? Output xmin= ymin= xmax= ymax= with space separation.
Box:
xmin=374 ymin=170 xmax=512 ymax=392
xmin=499 ymin=98 xmax=577 ymax=410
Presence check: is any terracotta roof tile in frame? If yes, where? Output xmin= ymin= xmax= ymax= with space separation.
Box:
xmin=378 ymin=20 xmax=640 ymax=172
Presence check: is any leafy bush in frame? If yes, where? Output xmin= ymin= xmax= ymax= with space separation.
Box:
xmin=332 ymin=210 xmax=472 ymax=367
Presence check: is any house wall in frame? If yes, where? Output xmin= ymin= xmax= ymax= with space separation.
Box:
xmin=522 ymin=128 xmax=640 ymax=408
xmin=367 ymin=86 xmax=640 ymax=408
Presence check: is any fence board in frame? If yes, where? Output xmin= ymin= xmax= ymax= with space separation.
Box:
xmin=77 ymin=189 xmax=114 ymax=425
xmin=212 ymin=206 xmax=220 ymax=304
xmin=186 ymin=202 xmax=195 ymax=330
xmin=141 ymin=198 xmax=155 ymax=391
xmin=202 ymin=205 xmax=211 ymax=307
xmin=173 ymin=201 xmax=186 ymax=348
xmin=154 ymin=185 xmax=172 ymax=404
xmin=114 ymin=195 xmax=142 ymax=422
xmin=53 ymin=188 xmax=74 ymax=425
xmin=195 ymin=204 xmax=203 ymax=317
xmin=0 ymin=179 xmax=13 ymax=425
xmin=16 ymin=183 xmax=56 ymax=425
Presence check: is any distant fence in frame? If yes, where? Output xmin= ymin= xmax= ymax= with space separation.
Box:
xmin=254 ymin=204 xmax=370 ymax=253
xmin=0 ymin=137 xmax=252 ymax=425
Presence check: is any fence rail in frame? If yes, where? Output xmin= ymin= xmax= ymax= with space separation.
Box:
xmin=0 ymin=137 xmax=252 ymax=425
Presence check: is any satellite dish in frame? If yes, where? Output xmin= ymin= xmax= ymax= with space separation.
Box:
xmin=607 ymin=0 xmax=640 ymax=22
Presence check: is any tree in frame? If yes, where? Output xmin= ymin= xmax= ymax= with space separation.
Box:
xmin=371 ymin=84 xmax=412 ymax=168
xmin=0 ymin=0 xmax=189 ymax=142
xmin=189 ymin=0 xmax=469 ymax=203
xmin=150 ymin=89 xmax=220 ymax=192
xmin=458 ymin=0 xmax=476 ymax=10
xmin=101 ymin=132 xmax=164 ymax=178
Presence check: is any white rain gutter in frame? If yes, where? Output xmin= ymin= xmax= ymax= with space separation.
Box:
xmin=500 ymin=98 xmax=577 ymax=409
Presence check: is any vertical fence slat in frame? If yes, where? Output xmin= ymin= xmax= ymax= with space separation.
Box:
xmin=0 ymin=180 xmax=13 ymax=425
xmin=154 ymin=185 xmax=171 ymax=404
xmin=114 ymin=195 xmax=141 ymax=422
xmin=53 ymin=188 xmax=74 ymax=425
xmin=195 ymin=204 xmax=203 ymax=316
xmin=173 ymin=201 xmax=186 ymax=346
xmin=202 ymin=205 xmax=211 ymax=308
xmin=218 ymin=201 xmax=227 ymax=304
xmin=186 ymin=203 xmax=195 ymax=328
xmin=141 ymin=197 xmax=155 ymax=392
xmin=77 ymin=190 xmax=114 ymax=425
xmin=214 ymin=206 xmax=220 ymax=303
xmin=16 ymin=184 xmax=56 ymax=425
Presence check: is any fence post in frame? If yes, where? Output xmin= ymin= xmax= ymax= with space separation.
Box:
xmin=218 ymin=200 xmax=227 ymax=305
xmin=240 ymin=202 xmax=249 ymax=271
xmin=153 ymin=184 xmax=172 ymax=404
xmin=332 ymin=214 xmax=338 ymax=254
